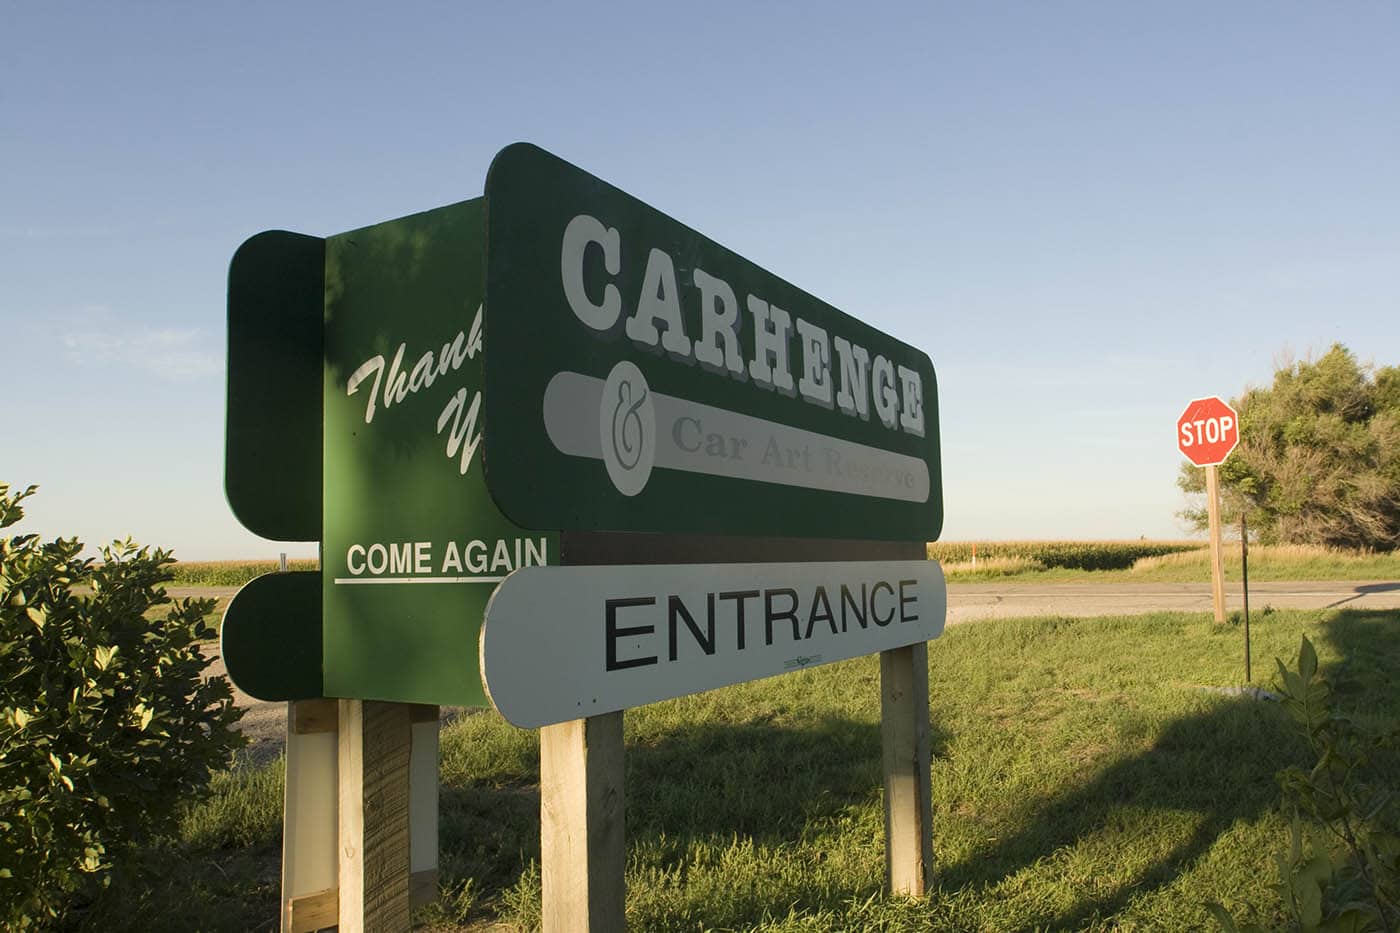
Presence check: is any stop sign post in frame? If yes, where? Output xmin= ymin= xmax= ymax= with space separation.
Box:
xmin=1177 ymin=396 xmax=1239 ymax=623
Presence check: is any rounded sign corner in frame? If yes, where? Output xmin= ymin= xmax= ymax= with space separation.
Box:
xmin=485 ymin=142 xmax=553 ymax=198
xmin=478 ymin=447 xmax=556 ymax=537
xmin=927 ymin=506 xmax=945 ymax=545
xmin=228 ymin=229 xmax=325 ymax=291
xmin=220 ymin=570 xmax=322 ymax=702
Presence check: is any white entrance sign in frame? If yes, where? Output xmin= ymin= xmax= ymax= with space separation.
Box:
xmin=480 ymin=560 xmax=946 ymax=729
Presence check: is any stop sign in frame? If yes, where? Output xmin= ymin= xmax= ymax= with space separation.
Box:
xmin=1177 ymin=396 xmax=1239 ymax=466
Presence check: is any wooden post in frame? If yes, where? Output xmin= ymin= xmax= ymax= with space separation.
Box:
xmin=540 ymin=711 xmax=626 ymax=933
xmin=881 ymin=642 xmax=933 ymax=896
xmin=339 ymin=700 xmax=413 ymax=933
xmin=282 ymin=699 xmax=339 ymax=933
xmin=1205 ymin=464 xmax=1227 ymax=623
xmin=408 ymin=704 xmax=441 ymax=907
xmin=281 ymin=700 xmax=437 ymax=932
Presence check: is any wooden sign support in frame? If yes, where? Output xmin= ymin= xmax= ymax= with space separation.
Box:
xmin=279 ymin=699 xmax=440 ymax=933
xmin=338 ymin=700 xmax=413 ymax=932
xmin=1205 ymin=464 xmax=1227 ymax=623
xmin=881 ymin=642 xmax=933 ymax=895
xmin=540 ymin=713 xmax=626 ymax=933
xmin=283 ymin=699 xmax=340 ymax=932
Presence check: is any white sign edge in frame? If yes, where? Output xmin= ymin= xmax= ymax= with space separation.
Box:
xmin=479 ymin=559 xmax=947 ymax=729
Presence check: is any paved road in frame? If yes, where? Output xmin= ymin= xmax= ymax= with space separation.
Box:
xmin=944 ymin=579 xmax=1400 ymax=625
xmin=194 ymin=580 xmax=1399 ymax=754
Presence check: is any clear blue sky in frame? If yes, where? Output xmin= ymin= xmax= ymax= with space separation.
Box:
xmin=4 ymin=2 xmax=1397 ymax=558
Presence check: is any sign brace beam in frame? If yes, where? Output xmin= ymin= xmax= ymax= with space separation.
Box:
xmin=541 ymin=713 xmax=626 ymax=933
xmin=881 ymin=642 xmax=933 ymax=895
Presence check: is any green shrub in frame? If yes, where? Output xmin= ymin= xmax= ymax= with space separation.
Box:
xmin=1209 ymin=636 xmax=1400 ymax=932
xmin=0 ymin=483 xmax=245 ymax=928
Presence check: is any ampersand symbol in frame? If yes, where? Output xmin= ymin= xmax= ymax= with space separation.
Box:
xmin=599 ymin=360 xmax=655 ymax=496
xmin=611 ymin=380 xmax=648 ymax=469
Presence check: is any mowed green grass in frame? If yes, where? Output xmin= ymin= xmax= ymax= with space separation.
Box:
xmin=71 ymin=608 xmax=1400 ymax=931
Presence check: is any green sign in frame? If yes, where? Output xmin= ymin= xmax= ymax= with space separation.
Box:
xmin=226 ymin=230 xmax=324 ymax=542
xmin=224 ymin=142 xmax=939 ymax=705
xmin=225 ymin=199 xmax=556 ymax=706
xmin=321 ymin=199 xmax=555 ymax=706
xmin=483 ymin=144 xmax=942 ymax=541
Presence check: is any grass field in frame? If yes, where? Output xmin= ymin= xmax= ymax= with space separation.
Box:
xmin=168 ymin=559 xmax=319 ymax=587
xmin=927 ymin=540 xmax=1204 ymax=572
xmin=933 ymin=540 xmax=1400 ymax=584
xmin=61 ymin=606 xmax=1400 ymax=931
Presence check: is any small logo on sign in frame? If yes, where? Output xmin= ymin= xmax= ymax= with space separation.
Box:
xmin=600 ymin=360 xmax=655 ymax=496
xmin=783 ymin=654 xmax=824 ymax=671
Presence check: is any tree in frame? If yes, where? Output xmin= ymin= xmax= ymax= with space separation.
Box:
xmin=0 ymin=483 xmax=244 ymax=927
xmin=1179 ymin=345 xmax=1400 ymax=550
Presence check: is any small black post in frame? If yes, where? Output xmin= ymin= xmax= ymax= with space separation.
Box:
xmin=1241 ymin=513 xmax=1251 ymax=682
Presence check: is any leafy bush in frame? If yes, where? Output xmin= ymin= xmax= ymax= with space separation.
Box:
xmin=0 ymin=483 xmax=245 ymax=928
xmin=1209 ymin=636 xmax=1400 ymax=932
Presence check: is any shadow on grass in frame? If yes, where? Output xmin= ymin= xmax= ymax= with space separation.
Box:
xmin=425 ymin=610 xmax=1400 ymax=928
xmin=629 ymin=714 xmax=946 ymax=841
xmin=1317 ymin=608 xmax=1400 ymax=722
xmin=937 ymin=696 xmax=1306 ymax=929
xmin=623 ymin=713 xmax=951 ymax=925
xmin=932 ymin=608 xmax=1400 ymax=929
xmin=58 ymin=841 xmax=281 ymax=933
xmin=436 ymin=713 xmax=948 ymax=925
xmin=439 ymin=623 xmax=1374 ymax=929
xmin=437 ymin=780 xmax=542 ymax=908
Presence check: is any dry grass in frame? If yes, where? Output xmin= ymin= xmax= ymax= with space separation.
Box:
xmin=169 ymin=559 xmax=319 ymax=586
xmin=935 ymin=540 xmax=1398 ymax=583
xmin=929 ymin=539 xmax=1202 ymax=572
xmin=937 ymin=556 xmax=1046 ymax=579
xmin=1130 ymin=543 xmax=1400 ymax=580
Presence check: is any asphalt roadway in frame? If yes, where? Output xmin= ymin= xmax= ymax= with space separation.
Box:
xmin=191 ymin=580 xmax=1400 ymax=756
xmin=943 ymin=579 xmax=1400 ymax=624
